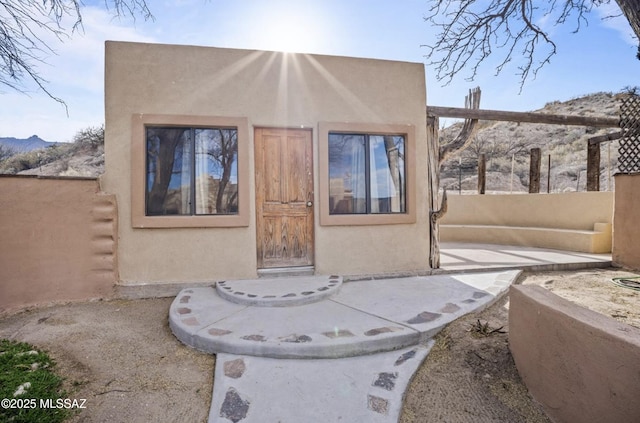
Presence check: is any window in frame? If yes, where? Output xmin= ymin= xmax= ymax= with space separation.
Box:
xmin=131 ymin=114 xmax=249 ymax=228
xmin=328 ymin=133 xmax=405 ymax=215
xmin=146 ymin=127 xmax=238 ymax=216
xmin=318 ymin=122 xmax=416 ymax=226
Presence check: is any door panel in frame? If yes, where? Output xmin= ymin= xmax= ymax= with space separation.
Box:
xmin=255 ymin=128 xmax=314 ymax=268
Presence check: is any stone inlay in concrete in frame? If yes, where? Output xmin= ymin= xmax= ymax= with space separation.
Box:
xmin=241 ymin=334 xmax=266 ymax=342
xmin=406 ymin=311 xmax=441 ymax=324
xmin=224 ymin=359 xmax=246 ymax=379
xmin=373 ymin=372 xmax=398 ymax=391
xmin=364 ymin=327 xmax=403 ymax=336
xmin=394 ymin=349 xmax=417 ymax=366
xmin=209 ymin=328 xmax=232 ymax=336
xmin=439 ymin=302 xmax=461 ymax=313
xmin=279 ymin=334 xmax=312 ymax=343
xmin=367 ymin=395 xmax=389 ymax=415
xmin=219 ymin=388 xmax=249 ymax=423
xmin=323 ymin=329 xmax=355 ymax=339
xmin=215 ymin=275 xmax=343 ymax=307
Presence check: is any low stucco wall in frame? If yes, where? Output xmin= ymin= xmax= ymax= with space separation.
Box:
xmin=439 ymin=192 xmax=613 ymax=252
xmin=0 ymin=176 xmax=117 ymax=314
xmin=613 ymin=173 xmax=640 ymax=269
xmin=441 ymin=192 xmax=613 ymax=229
xmin=509 ymin=285 xmax=640 ymax=423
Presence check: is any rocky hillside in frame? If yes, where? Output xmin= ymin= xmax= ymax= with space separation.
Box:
xmin=0 ymin=127 xmax=104 ymax=178
xmin=439 ymin=91 xmax=624 ymax=193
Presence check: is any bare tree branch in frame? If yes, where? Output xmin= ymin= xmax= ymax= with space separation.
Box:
xmin=423 ymin=0 xmax=638 ymax=91
xmin=0 ymin=0 xmax=153 ymax=109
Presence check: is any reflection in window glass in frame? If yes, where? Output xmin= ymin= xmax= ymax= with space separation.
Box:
xmin=328 ymin=133 xmax=405 ymax=215
xmin=146 ymin=127 xmax=238 ymax=216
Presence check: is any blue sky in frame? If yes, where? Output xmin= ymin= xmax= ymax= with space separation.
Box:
xmin=1 ymin=0 xmax=638 ymax=142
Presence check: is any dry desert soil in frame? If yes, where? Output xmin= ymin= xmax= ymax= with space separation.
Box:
xmin=1 ymin=268 xmax=638 ymax=422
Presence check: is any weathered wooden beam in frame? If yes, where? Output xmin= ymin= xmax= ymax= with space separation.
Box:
xmin=588 ymin=131 xmax=623 ymax=145
xmin=427 ymin=106 xmax=620 ymax=128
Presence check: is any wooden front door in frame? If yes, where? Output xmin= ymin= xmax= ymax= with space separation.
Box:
xmin=255 ymin=128 xmax=314 ymax=268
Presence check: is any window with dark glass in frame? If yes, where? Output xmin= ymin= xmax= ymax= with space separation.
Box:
xmin=145 ymin=127 xmax=239 ymax=216
xmin=328 ymin=133 xmax=406 ymax=215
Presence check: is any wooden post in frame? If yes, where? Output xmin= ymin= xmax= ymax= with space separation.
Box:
xmin=427 ymin=116 xmax=442 ymax=269
xmin=529 ymin=148 xmax=541 ymax=194
xmin=547 ymin=155 xmax=551 ymax=193
xmin=478 ymin=153 xmax=486 ymax=194
xmin=587 ymin=141 xmax=601 ymax=191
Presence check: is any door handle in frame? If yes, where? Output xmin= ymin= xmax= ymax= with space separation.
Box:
xmin=306 ymin=201 xmax=313 ymax=207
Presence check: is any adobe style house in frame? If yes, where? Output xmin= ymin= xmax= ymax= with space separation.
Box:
xmin=101 ymin=41 xmax=430 ymax=286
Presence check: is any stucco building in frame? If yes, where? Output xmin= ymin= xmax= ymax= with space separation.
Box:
xmin=101 ymin=41 xmax=431 ymax=286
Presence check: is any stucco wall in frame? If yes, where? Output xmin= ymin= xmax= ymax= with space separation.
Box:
xmin=509 ymin=285 xmax=640 ymax=423
xmin=0 ymin=176 xmax=117 ymax=314
xmin=441 ymin=192 xmax=613 ymax=229
xmin=613 ymin=174 xmax=640 ymax=269
xmin=439 ymin=192 xmax=613 ymax=252
xmin=103 ymin=41 xmax=429 ymax=284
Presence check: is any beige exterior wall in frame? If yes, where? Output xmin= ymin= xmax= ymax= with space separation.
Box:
xmin=0 ymin=176 xmax=116 ymax=314
xmin=510 ymin=285 xmax=640 ymax=423
xmin=613 ymin=174 xmax=640 ymax=269
xmin=103 ymin=41 xmax=429 ymax=284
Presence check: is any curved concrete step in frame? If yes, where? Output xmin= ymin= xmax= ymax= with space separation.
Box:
xmin=216 ymin=275 xmax=342 ymax=307
xmin=169 ymin=271 xmax=520 ymax=359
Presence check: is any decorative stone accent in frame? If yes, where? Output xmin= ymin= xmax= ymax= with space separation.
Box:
xmin=323 ymin=329 xmax=355 ymax=339
xmin=208 ymin=328 xmax=232 ymax=336
xmin=373 ymin=372 xmax=398 ymax=391
xmin=179 ymin=295 xmax=191 ymax=304
xmin=462 ymin=299 xmax=476 ymax=304
xmin=220 ymin=388 xmax=250 ymax=422
xmin=439 ymin=303 xmax=461 ymax=313
xmin=177 ymin=307 xmax=191 ymax=315
xmin=406 ymin=311 xmax=441 ymax=324
xmin=364 ymin=327 xmax=402 ymax=336
xmin=241 ymin=334 xmax=267 ymax=342
xmin=280 ymin=334 xmax=312 ymax=343
xmin=224 ymin=359 xmax=246 ymax=379
xmin=181 ymin=317 xmax=199 ymax=326
xmin=394 ymin=349 xmax=417 ymax=366
xmin=367 ymin=395 xmax=389 ymax=415
xmin=473 ymin=291 xmax=489 ymax=299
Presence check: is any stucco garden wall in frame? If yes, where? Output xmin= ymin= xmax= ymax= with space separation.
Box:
xmin=0 ymin=176 xmax=117 ymax=314
xmin=509 ymin=285 xmax=640 ymax=423
xmin=102 ymin=41 xmax=429 ymax=284
xmin=613 ymin=173 xmax=640 ymax=269
xmin=439 ymin=192 xmax=613 ymax=253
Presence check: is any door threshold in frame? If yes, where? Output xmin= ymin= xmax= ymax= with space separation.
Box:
xmin=257 ymin=266 xmax=315 ymax=278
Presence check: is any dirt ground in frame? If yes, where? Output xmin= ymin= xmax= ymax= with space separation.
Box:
xmin=1 ymin=268 xmax=638 ymax=423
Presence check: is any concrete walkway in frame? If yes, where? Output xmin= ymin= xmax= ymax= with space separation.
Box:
xmin=168 ymin=243 xmax=613 ymax=423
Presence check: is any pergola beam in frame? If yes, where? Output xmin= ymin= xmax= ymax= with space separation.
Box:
xmin=427 ymin=106 xmax=620 ymax=128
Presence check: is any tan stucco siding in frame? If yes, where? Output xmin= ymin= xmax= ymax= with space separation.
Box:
xmin=0 ymin=176 xmax=116 ymax=313
xmin=103 ymin=41 xmax=429 ymax=283
xmin=613 ymin=174 xmax=640 ymax=270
